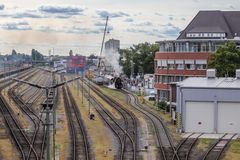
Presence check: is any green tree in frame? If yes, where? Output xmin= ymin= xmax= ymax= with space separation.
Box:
xmin=208 ymin=42 xmax=240 ymax=77
xmin=31 ymin=49 xmax=43 ymax=61
xmin=119 ymin=42 xmax=159 ymax=78
xmin=69 ymin=50 xmax=73 ymax=57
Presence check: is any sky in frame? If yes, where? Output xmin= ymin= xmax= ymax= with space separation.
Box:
xmin=0 ymin=0 xmax=239 ymax=56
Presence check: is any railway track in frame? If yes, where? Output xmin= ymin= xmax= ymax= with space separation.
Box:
xmin=122 ymin=90 xmax=179 ymax=160
xmin=202 ymin=134 xmax=236 ymax=160
xmin=62 ymin=76 xmax=90 ymax=160
xmin=0 ymin=94 xmax=39 ymax=160
xmin=0 ymin=69 xmax=49 ymax=160
xmin=79 ymin=79 xmax=137 ymax=160
xmin=172 ymin=133 xmax=203 ymax=160
xmin=11 ymin=71 xmax=51 ymax=160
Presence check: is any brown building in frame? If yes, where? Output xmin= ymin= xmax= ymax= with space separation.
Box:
xmin=154 ymin=10 xmax=240 ymax=102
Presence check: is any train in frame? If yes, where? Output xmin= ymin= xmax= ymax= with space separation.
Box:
xmin=103 ymin=75 xmax=123 ymax=89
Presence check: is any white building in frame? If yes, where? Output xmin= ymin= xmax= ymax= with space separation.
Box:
xmin=177 ymin=69 xmax=240 ymax=133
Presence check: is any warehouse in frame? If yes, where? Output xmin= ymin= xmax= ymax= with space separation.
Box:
xmin=176 ymin=69 xmax=240 ymax=134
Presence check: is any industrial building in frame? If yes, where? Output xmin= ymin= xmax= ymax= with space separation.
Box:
xmin=154 ymin=11 xmax=240 ymax=102
xmin=67 ymin=55 xmax=86 ymax=74
xmin=105 ymin=39 xmax=120 ymax=51
xmin=176 ymin=69 xmax=240 ymax=134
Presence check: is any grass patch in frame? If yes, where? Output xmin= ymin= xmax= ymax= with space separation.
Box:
xmin=229 ymin=140 xmax=240 ymax=154
xmin=99 ymin=86 xmax=126 ymax=102
xmin=224 ymin=140 xmax=240 ymax=160
xmin=197 ymin=138 xmax=215 ymax=151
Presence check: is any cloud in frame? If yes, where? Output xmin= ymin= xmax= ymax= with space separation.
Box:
xmin=161 ymin=23 xmax=181 ymax=37
xmin=126 ymin=28 xmax=165 ymax=38
xmin=0 ymin=4 xmax=4 ymax=10
xmin=0 ymin=10 xmax=46 ymax=19
xmin=96 ymin=10 xmax=129 ymax=19
xmin=124 ymin=18 xmax=134 ymax=22
xmin=37 ymin=25 xmax=113 ymax=35
xmin=193 ymin=0 xmax=199 ymax=2
xmin=181 ymin=17 xmax=186 ymax=21
xmin=0 ymin=21 xmax=32 ymax=30
xmin=169 ymin=16 xmax=174 ymax=21
xmin=126 ymin=22 xmax=181 ymax=38
xmin=155 ymin=12 xmax=162 ymax=16
xmin=228 ymin=4 xmax=235 ymax=9
xmin=39 ymin=5 xmax=85 ymax=16
xmin=133 ymin=21 xmax=153 ymax=26
xmin=11 ymin=10 xmax=45 ymax=18
xmin=0 ymin=5 xmax=85 ymax=19
xmin=94 ymin=22 xmax=106 ymax=26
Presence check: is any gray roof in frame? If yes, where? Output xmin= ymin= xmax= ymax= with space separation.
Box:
xmin=178 ymin=11 xmax=240 ymax=40
xmin=178 ymin=77 xmax=240 ymax=89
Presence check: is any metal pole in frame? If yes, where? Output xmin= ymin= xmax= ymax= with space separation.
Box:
xmin=52 ymin=73 xmax=56 ymax=160
xmin=88 ymin=78 xmax=90 ymax=115
xmin=82 ymin=76 xmax=83 ymax=104
xmin=46 ymin=89 xmax=51 ymax=160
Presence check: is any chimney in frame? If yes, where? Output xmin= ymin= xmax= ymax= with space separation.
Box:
xmin=236 ymin=69 xmax=240 ymax=79
xmin=207 ymin=69 xmax=216 ymax=78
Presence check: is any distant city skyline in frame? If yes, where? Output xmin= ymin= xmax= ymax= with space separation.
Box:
xmin=0 ymin=0 xmax=239 ymax=56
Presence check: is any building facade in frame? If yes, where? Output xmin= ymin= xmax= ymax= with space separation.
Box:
xmin=154 ymin=11 xmax=240 ymax=102
xmin=176 ymin=69 xmax=240 ymax=133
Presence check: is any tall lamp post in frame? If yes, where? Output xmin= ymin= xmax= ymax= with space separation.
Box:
xmin=12 ymin=76 xmax=81 ymax=160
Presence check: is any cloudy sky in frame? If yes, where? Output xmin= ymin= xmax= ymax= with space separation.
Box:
xmin=0 ymin=0 xmax=239 ymax=56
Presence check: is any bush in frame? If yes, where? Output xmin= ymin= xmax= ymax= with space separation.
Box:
xmin=158 ymin=101 xmax=167 ymax=111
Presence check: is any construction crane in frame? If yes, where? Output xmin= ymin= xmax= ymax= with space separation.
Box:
xmin=97 ymin=16 xmax=109 ymax=74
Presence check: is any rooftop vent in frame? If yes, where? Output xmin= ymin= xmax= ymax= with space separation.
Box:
xmin=236 ymin=69 xmax=240 ymax=79
xmin=207 ymin=69 xmax=216 ymax=78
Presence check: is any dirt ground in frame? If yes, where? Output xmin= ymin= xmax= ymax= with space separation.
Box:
xmin=0 ymin=118 xmax=18 ymax=160
xmin=55 ymin=82 xmax=69 ymax=160
xmin=69 ymin=80 xmax=116 ymax=160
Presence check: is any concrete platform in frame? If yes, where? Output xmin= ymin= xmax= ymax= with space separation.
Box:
xmin=182 ymin=133 xmax=240 ymax=140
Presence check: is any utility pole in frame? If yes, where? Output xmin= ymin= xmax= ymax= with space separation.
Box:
xmin=88 ymin=78 xmax=91 ymax=115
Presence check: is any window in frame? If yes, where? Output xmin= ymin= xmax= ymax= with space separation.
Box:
xmin=168 ymin=64 xmax=175 ymax=69
xmin=186 ymin=64 xmax=195 ymax=70
xmin=176 ymin=76 xmax=184 ymax=82
xmin=196 ymin=64 xmax=207 ymax=70
xmin=160 ymin=90 xmax=169 ymax=101
xmin=154 ymin=61 xmax=157 ymax=69
xmin=168 ymin=76 xmax=175 ymax=83
xmin=176 ymin=64 xmax=184 ymax=70
xmin=161 ymin=75 xmax=168 ymax=83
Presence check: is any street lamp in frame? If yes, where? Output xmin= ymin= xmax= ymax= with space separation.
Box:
xmin=11 ymin=76 xmax=81 ymax=160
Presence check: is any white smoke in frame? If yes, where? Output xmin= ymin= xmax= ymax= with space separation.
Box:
xmin=104 ymin=48 xmax=122 ymax=76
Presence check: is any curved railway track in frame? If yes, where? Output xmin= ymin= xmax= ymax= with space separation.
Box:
xmin=172 ymin=133 xmax=203 ymax=160
xmin=202 ymin=134 xmax=236 ymax=160
xmin=10 ymin=71 xmax=51 ymax=160
xmin=62 ymin=76 xmax=90 ymax=160
xmin=122 ymin=90 xmax=179 ymax=160
xmin=0 ymin=69 xmax=50 ymax=160
xmin=79 ymin=79 xmax=137 ymax=160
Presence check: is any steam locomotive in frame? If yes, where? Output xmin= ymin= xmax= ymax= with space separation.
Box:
xmin=105 ymin=75 xmax=123 ymax=89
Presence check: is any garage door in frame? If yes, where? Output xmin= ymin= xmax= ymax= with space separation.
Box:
xmin=185 ymin=102 xmax=214 ymax=133
xmin=218 ymin=102 xmax=240 ymax=133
